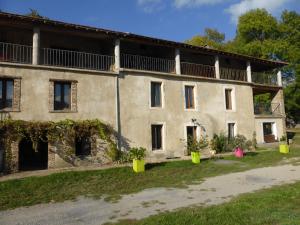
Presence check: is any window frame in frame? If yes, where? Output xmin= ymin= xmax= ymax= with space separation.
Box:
xmin=183 ymin=83 xmax=197 ymax=111
xmin=151 ymin=123 xmax=165 ymax=151
xmin=223 ymin=86 xmax=236 ymax=112
xmin=0 ymin=78 xmax=14 ymax=110
xmin=53 ymin=81 xmax=72 ymax=111
xmin=149 ymin=80 xmax=164 ymax=109
xmin=150 ymin=81 xmax=162 ymax=108
xmin=227 ymin=121 xmax=237 ymax=140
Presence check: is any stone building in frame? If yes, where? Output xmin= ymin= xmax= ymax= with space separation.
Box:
xmin=0 ymin=12 xmax=287 ymax=172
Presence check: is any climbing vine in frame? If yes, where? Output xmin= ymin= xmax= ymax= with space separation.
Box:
xmin=0 ymin=119 xmax=118 ymax=172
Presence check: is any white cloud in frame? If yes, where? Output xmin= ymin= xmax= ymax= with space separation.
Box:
xmin=137 ymin=0 xmax=164 ymax=13
xmin=173 ymin=0 xmax=225 ymax=8
xmin=226 ymin=0 xmax=292 ymax=23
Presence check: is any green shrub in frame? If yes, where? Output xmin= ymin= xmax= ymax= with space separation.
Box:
xmin=228 ymin=134 xmax=251 ymax=150
xmin=210 ymin=133 xmax=228 ymax=153
xmin=117 ymin=151 xmax=131 ymax=163
xmin=187 ymin=136 xmax=208 ymax=154
xmin=129 ymin=147 xmax=146 ymax=160
xmin=252 ymin=132 xmax=258 ymax=150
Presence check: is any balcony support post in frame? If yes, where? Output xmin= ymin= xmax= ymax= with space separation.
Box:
xmin=277 ymin=70 xmax=283 ymax=87
xmin=32 ymin=27 xmax=40 ymax=65
xmin=214 ymin=56 xmax=220 ymax=79
xmin=175 ymin=48 xmax=181 ymax=75
xmin=246 ymin=61 xmax=252 ymax=83
xmin=114 ymin=39 xmax=121 ymax=72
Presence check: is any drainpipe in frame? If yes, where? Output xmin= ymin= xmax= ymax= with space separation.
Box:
xmin=114 ymin=39 xmax=122 ymax=151
xmin=32 ymin=27 xmax=40 ymax=65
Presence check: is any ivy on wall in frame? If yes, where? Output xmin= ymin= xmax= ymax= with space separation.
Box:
xmin=0 ymin=119 xmax=118 ymax=172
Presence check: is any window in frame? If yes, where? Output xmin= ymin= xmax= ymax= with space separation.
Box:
xmin=187 ymin=126 xmax=197 ymax=141
xmin=228 ymin=123 xmax=235 ymax=140
xmin=152 ymin=124 xmax=163 ymax=150
xmin=75 ymin=136 xmax=91 ymax=156
xmin=185 ymin=85 xmax=195 ymax=109
xmin=54 ymin=82 xmax=71 ymax=110
xmin=0 ymin=79 xmax=13 ymax=110
xmin=151 ymin=82 xmax=162 ymax=107
xmin=225 ymin=88 xmax=232 ymax=110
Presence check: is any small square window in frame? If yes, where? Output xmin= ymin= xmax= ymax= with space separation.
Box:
xmin=54 ymin=82 xmax=71 ymax=110
xmin=185 ymin=86 xmax=195 ymax=109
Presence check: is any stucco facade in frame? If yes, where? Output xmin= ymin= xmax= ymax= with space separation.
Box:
xmin=0 ymin=12 xmax=288 ymax=172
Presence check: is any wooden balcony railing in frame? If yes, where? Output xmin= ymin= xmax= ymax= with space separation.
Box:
xmin=181 ymin=62 xmax=215 ymax=78
xmin=220 ymin=67 xmax=247 ymax=81
xmin=0 ymin=42 xmax=32 ymax=64
xmin=252 ymin=71 xmax=278 ymax=86
xmin=41 ymin=48 xmax=114 ymax=71
xmin=121 ymin=53 xmax=175 ymax=73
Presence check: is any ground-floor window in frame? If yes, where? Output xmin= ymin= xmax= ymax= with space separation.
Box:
xmin=75 ymin=136 xmax=91 ymax=156
xmin=187 ymin=126 xmax=197 ymax=141
xmin=152 ymin=124 xmax=163 ymax=150
xmin=228 ymin=123 xmax=235 ymax=140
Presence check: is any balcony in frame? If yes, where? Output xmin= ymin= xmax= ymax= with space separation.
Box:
xmin=121 ymin=53 xmax=175 ymax=74
xmin=41 ymin=48 xmax=114 ymax=72
xmin=220 ymin=67 xmax=247 ymax=82
xmin=254 ymin=103 xmax=282 ymax=116
xmin=0 ymin=42 xmax=32 ymax=64
xmin=181 ymin=62 xmax=215 ymax=78
xmin=252 ymin=71 xmax=277 ymax=86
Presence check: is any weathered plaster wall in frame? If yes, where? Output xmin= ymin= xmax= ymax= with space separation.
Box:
xmin=0 ymin=65 xmax=117 ymax=126
xmin=118 ymin=71 xmax=256 ymax=158
xmin=255 ymin=117 xmax=285 ymax=143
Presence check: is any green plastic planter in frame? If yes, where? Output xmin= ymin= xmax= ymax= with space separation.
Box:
xmin=279 ymin=144 xmax=289 ymax=154
xmin=133 ymin=159 xmax=145 ymax=173
xmin=191 ymin=152 xmax=200 ymax=164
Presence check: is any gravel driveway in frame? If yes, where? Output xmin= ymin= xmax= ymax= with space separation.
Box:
xmin=1 ymin=164 xmax=300 ymax=225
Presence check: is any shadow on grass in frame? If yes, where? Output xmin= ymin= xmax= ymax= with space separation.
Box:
xmin=245 ymin=152 xmax=258 ymax=157
xmin=145 ymin=162 xmax=167 ymax=170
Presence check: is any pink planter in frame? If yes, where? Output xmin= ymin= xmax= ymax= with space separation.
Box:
xmin=234 ymin=147 xmax=244 ymax=158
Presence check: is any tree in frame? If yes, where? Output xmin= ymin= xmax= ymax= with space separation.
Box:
xmin=25 ymin=9 xmax=48 ymax=19
xmin=185 ymin=28 xmax=225 ymax=50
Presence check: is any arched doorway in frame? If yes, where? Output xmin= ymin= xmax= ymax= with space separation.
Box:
xmin=18 ymin=138 xmax=48 ymax=171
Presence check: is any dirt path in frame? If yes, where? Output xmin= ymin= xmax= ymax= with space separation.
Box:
xmin=1 ymin=164 xmax=300 ymax=225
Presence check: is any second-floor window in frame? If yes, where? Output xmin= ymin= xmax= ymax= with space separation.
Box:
xmin=185 ymin=85 xmax=195 ymax=109
xmin=225 ymin=88 xmax=233 ymax=110
xmin=151 ymin=82 xmax=162 ymax=107
xmin=54 ymin=82 xmax=71 ymax=110
xmin=0 ymin=79 xmax=13 ymax=110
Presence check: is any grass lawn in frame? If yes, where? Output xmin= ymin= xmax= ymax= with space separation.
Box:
xmin=112 ymin=181 xmax=300 ymax=225
xmin=0 ymin=130 xmax=299 ymax=211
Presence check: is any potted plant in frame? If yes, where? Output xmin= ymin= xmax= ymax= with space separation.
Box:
xmin=279 ymin=135 xmax=289 ymax=154
xmin=129 ymin=147 xmax=146 ymax=173
xmin=228 ymin=135 xmax=251 ymax=158
xmin=187 ymin=136 xmax=208 ymax=164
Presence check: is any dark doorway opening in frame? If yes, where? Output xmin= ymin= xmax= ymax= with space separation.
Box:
xmin=19 ymin=138 xmax=48 ymax=171
xmin=263 ymin=122 xmax=276 ymax=143
xmin=75 ymin=136 xmax=91 ymax=156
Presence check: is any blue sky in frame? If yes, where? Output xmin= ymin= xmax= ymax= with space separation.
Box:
xmin=1 ymin=0 xmax=299 ymax=42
